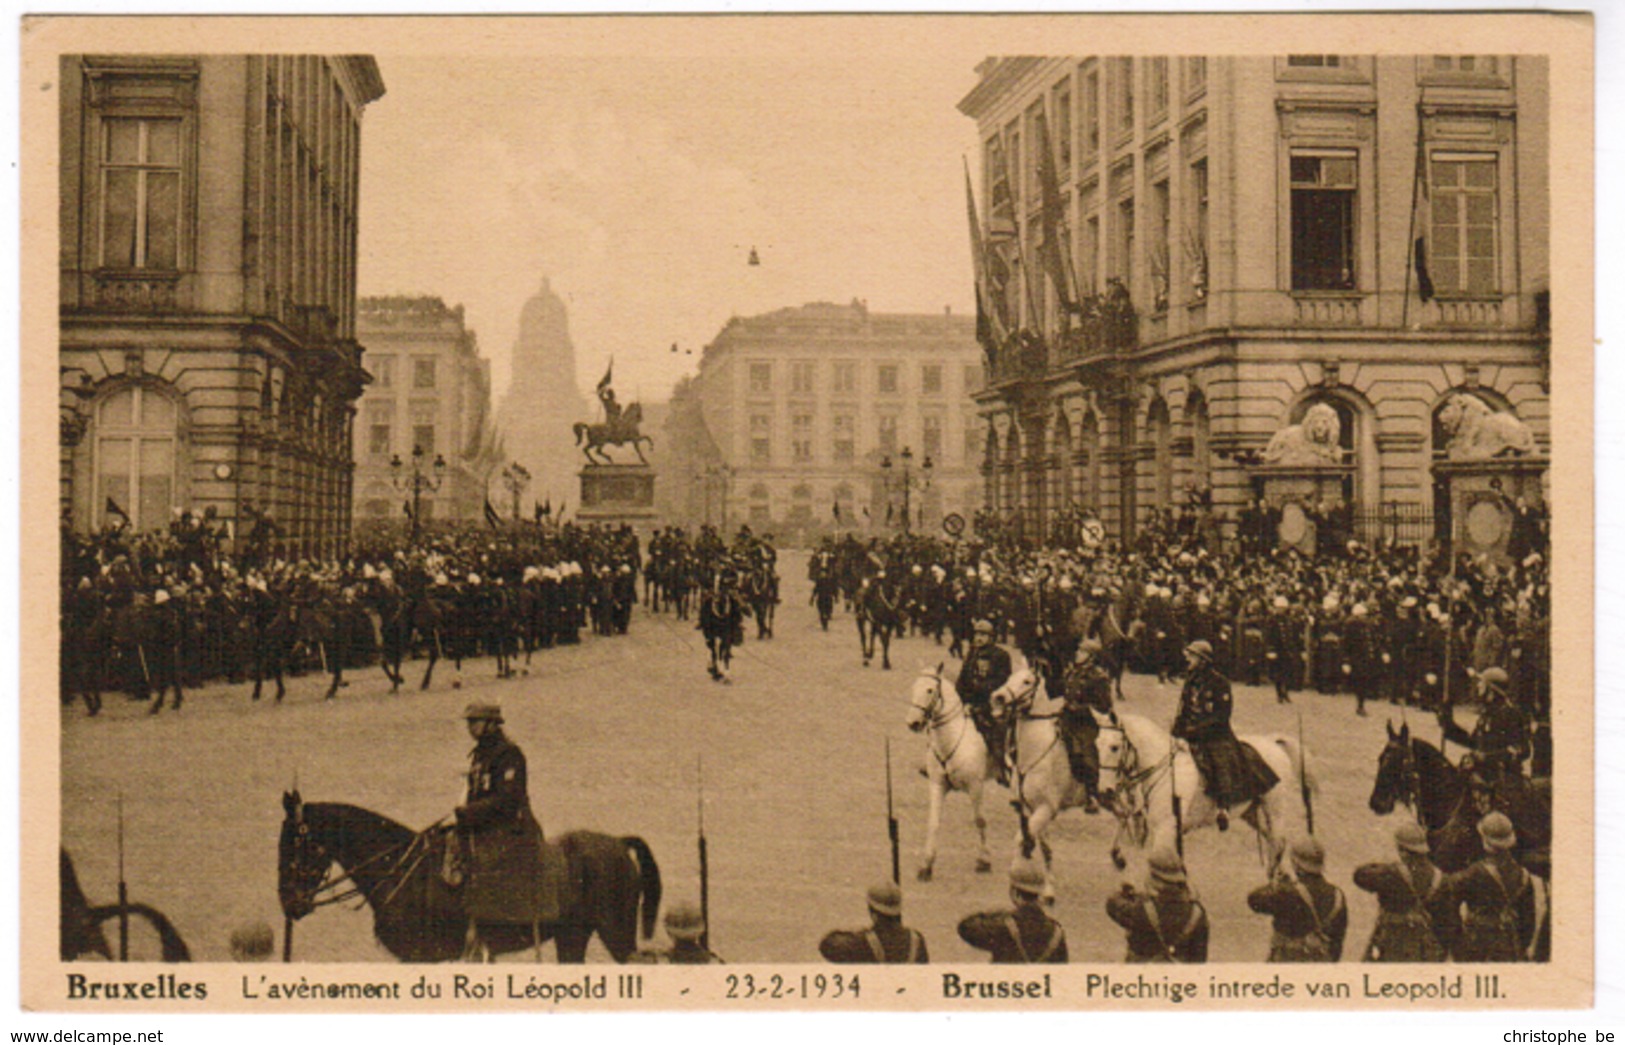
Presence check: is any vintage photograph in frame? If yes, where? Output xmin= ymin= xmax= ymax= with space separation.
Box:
xmin=19 ymin=13 xmax=1594 ymax=1014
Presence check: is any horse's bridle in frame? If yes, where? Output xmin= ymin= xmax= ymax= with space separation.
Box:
xmin=281 ymin=809 xmax=434 ymax=920
xmin=911 ymin=671 xmax=972 ymax=767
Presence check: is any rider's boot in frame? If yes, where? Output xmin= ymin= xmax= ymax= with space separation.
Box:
xmin=1216 ymin=808 xmax=1229 ymax=832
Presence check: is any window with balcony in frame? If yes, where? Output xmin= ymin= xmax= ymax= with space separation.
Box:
xmin=833 ymin=415 xmax=855 ymax=462
xmin=1150 ymin=179 xmax=1171 ymax=311
xmin=790 ymin=360 xmax=815 ymax=394
xmin=412 ymin=425 xmax=436 ymax=458
xmin=792 ymin=412 xmax=814 ymax=463
xmin=99 ymin=117 xmax=183 ymax=270
xmin=1115 ymin=196 xmax=1136 ymax=285
xmin=877 ymin=364 xmax=900 ymax=395
xmin=372 ymin=355 xmax=395 ymax=388
xmin=1429 ymin=155 xmax=1499 ymax=296
xmin=748 ymin=362 xmax=773 ymax=394
xmin=1188 ymin=158 xmax=1209 ymax=300
xmin=750 ymin=413 xmax=772 ymax=463
xmin=413 ymin=357 xmax=437 ymax=389
xmin=1290 ymin=151 xmax=1358 ymax=291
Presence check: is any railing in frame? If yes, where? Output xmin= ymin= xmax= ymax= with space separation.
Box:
xmin=1433 ymin=297 xmax=1502 ymax=328
xmin=1294 ymin=293 xmax=1364 ymax=327
xmin=91 ymin=271 xmax=180 ymax=311
xmin=989 ymin=286 xmax=1138 ymax=384
xmin=1353 ymin=502 xmax=1435 ymax=546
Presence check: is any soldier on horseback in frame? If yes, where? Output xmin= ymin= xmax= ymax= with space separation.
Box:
xmin=1437 ymin=666 xmax=1532 ymax=788
xmin=453 ymin=703 xmax=549 ymax=959
xmin=957 ymin=618 xmax=1013 ymax=785
xmin=1172 ymin=640 xmax=1278 ymax=832
xmin=1058 ymin=639 xmax=1112 ymax=809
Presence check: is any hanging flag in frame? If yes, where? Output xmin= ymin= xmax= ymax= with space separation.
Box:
xmin=832 ymin=500 xmax=840 ymax=521
xmin=104 ymin=496 xmax=130 ymax=525
xmin=403 ymin=500 xmax=414 ymax=521
xmin=1413 ymin=154 xmax=1436 ymax=304
xmin=886 ymin=503 xmax=894 ymax=525
xmin=484 ymin=499 xmax=502 ymax=530
xmin=1036 ymin=114 xmax=1080 ymax=314
xmin=596 ymin=360 xmax=614 ymax=395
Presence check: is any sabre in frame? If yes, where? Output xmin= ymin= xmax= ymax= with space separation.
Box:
xmin=697 ymin=754 xmax=711 ymax=952
xmin=885 ymin=737 xmax=900 ymax=885
xmin=1298 ymin=707 xmax=1315 ymax=836
xmin=117 ymin=791 xmax=128 ymax=961
xmin=136 ymin=645 xmax=152 ymax=691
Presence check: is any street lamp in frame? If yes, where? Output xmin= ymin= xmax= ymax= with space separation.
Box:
xmin=391 ymin=444 xmax=446 ymax=543
xmin=880 ymin=445 xmax=933 ymax=533
xmin=499 ymin=461 xmax=531 ymax=521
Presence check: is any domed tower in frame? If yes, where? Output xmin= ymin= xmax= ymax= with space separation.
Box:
xmin=496 ymin=278 xmax=589 ymax=512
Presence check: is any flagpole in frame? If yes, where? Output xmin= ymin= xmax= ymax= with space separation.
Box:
xmin=1402 ymin=97 xmax=1425 ymax=330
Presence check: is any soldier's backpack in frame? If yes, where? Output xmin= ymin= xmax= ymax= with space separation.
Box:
xmin=1143 ymin=897 xmax=1205 ymax=963
xmin=1291 ymin=881 xmax=1345 ymax=961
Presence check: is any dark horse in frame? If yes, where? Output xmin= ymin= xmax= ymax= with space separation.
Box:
xmin=278 ymin=792 xmax=660 ymax=963
xmin=61 ymin=849 xmax=191 ymax=962
xmin=1368 ymin=722 xmax=1551 ymax=875
xmin=698 ymin=582 xmax=744 ymax=682
xmin=856 ymin=575 xmax=901 ymax=670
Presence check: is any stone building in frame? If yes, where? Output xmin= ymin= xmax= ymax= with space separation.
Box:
xmin=58 ymin=54 xmax=386 ymax=557
xmin=496 ymin=278 xmax=590 ymax=514
xmin=677 ymin=301 xmax=984 ymax=541
xmin=959 ymin=55 xmax=1549 ymax=545
xmin=352 ymin=296 xmax=502 ymax=525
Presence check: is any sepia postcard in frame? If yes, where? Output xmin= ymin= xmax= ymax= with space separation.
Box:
xmin=14 ymin=11 xmax=1596 ymax=1017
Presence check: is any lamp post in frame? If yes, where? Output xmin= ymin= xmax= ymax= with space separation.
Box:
xmin=391 ymin=444 xmax=446 ymax=544
xmin=880 ymin=446 xmax=933 ymax=534
xmin=499 ymin=461 xmax=531 ymax=521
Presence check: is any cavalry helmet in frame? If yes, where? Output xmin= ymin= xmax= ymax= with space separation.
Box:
xmin=865 ymin=881 xmax=903 ymax=916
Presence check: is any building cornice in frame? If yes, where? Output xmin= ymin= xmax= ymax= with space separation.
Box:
xmin=957 ymin=57 xmax=1046 ymax=120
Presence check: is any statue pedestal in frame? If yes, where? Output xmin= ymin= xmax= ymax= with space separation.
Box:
xmin=1253 ymin=464 xmax=1354 ymax=555
xmin=577 ymin=463 xmax=657 ymax=529
xmin=1431 ymin=457 xmax=1548 ymax=562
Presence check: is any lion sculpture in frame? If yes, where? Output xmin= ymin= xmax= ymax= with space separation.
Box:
xmin=1262 ymin=402 xmax=1343 ymax=466
xmin=1437 ymin=392 xmax=1536 ymax=460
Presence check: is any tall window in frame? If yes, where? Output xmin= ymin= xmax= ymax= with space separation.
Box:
xmin=877 ymin=364 xmax=900 ymax=395
xmin=1288 ymin=55 xmax=1344 ymax=67
xmin=963 ymin=364 xmax=981 ymax=394
xmin=833 ymin=361 xmax=857 ymax=394
xmin=922 ymin=414 xmax=943 ymax=460
xmin=790 ymin=361 xmax=815 ymax=394
xmin=1116 ymin=197 xmax=1136 ymax=284
xmin=877 ymin=415 xmax=899 ymax=455
xmin=100 ymin=117 xmax=182 ymax=269
xmin=750 ymin=413 xmax=772 ymax=463
xmin=1006 ymin=126 xmax=1022 ymax=209
xmin=1290 ymin=151 xmax=1358 ymax=291
xmin=1146 ymin=57 xmax=1170 ymax=119
xmin=95 ymin=385 xmax=177 ymax=531
xmin=1150 ymin=180 xmax=1171 ymax=310
xmin=921 ymin=363 xmax=943 ymax=395
xmin=1083 ymin=65 xmax=1101 ymax=155
xmin=372 ymin=355 xmax=395 ymax=388
xmin=792 ymin=412 xmax=814 ymax=463
xmin=1430 ymin=155 xmax=1498 ymax=296
xmin=1053 ymin=85 xmax=1073 ymax=174
xmin=1186 ymin=57 xmax=1208 ymax=93
xmin=833 ymin=415 xmax=855 ymax=462
xmin=1083 ymin=213 xmax=1101 ymax=296
xmin=1025 ymin=103 xmax=1046 ymax=201
xmin=1189 ymin=158 xmax=1210 ymax=299
xmin=749 ymin=362 xmax=773 ymax=394
xmin=409 ymin=400 xmax=436 ymax=456
xmin=413 ymin=357 xmax=437 ymax=389
xmin=965 ymin=417 xmax=983 ymax=467
xmin=366 ymin=400 xmax=393 ymax=457
xmin=1115 ymin=58 xmax=1135 ymax=132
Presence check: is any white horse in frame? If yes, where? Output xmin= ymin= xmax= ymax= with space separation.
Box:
xmin=1093 ymin=709 xmax=1315 ymax=875
xmin=904 ymin=665 xmax=994 ymax=881
xmin=989 ymin=665 xmax=1096 ymax=896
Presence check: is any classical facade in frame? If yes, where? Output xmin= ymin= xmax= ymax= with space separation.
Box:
xmin=59 ymin=54 xmax=386 ymax=557
xmin=959 ymin=55 xmax=1549 ymax=544
xmin=678 ymin=301 xmax=984 ymax=540
xmin=352 ymin=297 xmax=502 ymax=525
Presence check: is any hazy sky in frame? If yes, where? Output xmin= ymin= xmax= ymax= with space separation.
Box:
xmin=356 ymin=50 xmax=981 ymax=405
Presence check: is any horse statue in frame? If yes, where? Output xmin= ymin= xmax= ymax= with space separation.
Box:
xmin=60 ymin=849 xmax=190 ymax=962
xmin=1437 ymin=392 xmax=1537 ymax=460
xmin=574 ymin=403 xmax=654 ymax=465
xmin=1368 ymin=721 xmax=1551 ymax=875
xmin=277 ymin=791 xmax=660 ymax=963
xmin=989 ymin=665 xmax=1095 ymax=897
xmin=905 ymin=665 xmax=994 ymax=882
xmin=1088 ymin=703 xmax=1314 ymax=876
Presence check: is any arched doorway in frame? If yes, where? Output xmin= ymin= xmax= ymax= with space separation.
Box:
xmin=1147 ymin=397 xmax=1172 ymax=511
xmin=1053 ymin=412 xmax=1074 ymax=519
xmin=1185 ymin=388 xmax=1211 ymax=493
xmin=93 ymin=383 xmax=181 ymax=532
xmin=1080 ymin=410 xmax=1101 ymax=511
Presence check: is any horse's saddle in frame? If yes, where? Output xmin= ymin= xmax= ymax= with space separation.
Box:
xmin=446 ymin=818 xmax=566 ymax=926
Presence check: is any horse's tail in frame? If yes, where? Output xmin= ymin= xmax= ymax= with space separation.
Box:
xmin=620 ymin=836 xmax=662 ymax=940
xmin=1272 ymin=734 xmax=1318 ymax=804
xmin=86 ymin=903 xmax=192 ymax=962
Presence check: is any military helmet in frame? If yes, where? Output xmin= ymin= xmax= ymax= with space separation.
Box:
xmin=865 ymin=880 xmax=903 ymax=916
xmin=461 ymin=702 xmax=503 ymax=724
xmin=664 ymin=901 xmax=706 ymax=941
xmin=1075 ymin=638 xmax=1104 ymax=661
xmin=1395 ymin=822 xmax=1430 ymax=855
xmin=1009 ymin=862 xmax=1047 ymax=897
xmin=1289 ymin=836 xmax=1325 ymax=874
xmin=1478 ymin=667 xmax=1511 ymax=693
xmin=1147 ymin=845 xmax=1187 ymax=885
xmin=1477 ymin=811 xmax=1516 ymax=851
xmin=1183 ymin=639 xmax=1214 ymax=662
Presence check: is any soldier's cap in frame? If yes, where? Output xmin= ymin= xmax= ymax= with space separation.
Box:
xmin=1272 ymin=595 xmax=1290 ymax=610
xmin=1183 ymin=640 xmax=1214 ymax=661
xmin=1479 ymin=666 xmax=1510 ymax=691
xmin=1289 ymin=836 xmax=1325 ymax=874
xmin=973 ymin=619 xmax=995 ymax=634
xmin=664 ymin=901 xmax=706 ymax=940
xmin=866 ymin=880 xmax=903 ymax=916
xmin=1477 ymin=811 xmax=1516 ymax=850
xmin=461 ymin=702 xmax=503 ymax=724
xmin=1147 ymin=845 xmax=1186 ymax=885
xmin=1395 ymin=822 xmax=1430 ymax=855
xmin=1009 ymin=862 xmax=1047 ymax=897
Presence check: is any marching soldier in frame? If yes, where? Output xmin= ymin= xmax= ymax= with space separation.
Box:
xmin=1354 ymin=822 xmax=1452 ymax=962
xmin=1442 ymin=812 xmax=1536 ymax=962
xmin=956 ymin=618 xmax=1014 ymax=784
xmin=817 ymin=881 xmax=929 ymax=963
xmin=1173 ymin=640 xmax=1277 ymax=832
xmin=1058 ymin=639 xmax=1112 ymax=808
xmin=957 ymin=863 xmax=1068 ymax=963
xmin=1264 ymin=595 xmax=1298 ymax=704
xmin=1247 ymin=837 xmax=1348 ymax=962
xmin=629 ymin=901 xmax=724 ymax=964
xmin=1105 ymin=845 xmax=1209 ymax=963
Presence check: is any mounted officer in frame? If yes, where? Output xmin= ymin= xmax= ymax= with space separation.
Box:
xmin=1058 ymin=639 xmax=1112 ymax=809
xmin=817 ymin=881 xmax=929 ymax=964
xmin=1438 ymin=666 xmax=1532 ymax=787
xmin=453 ymin=703 xmax=550 ymax=957
xmin=956 ymin=618 xmax=1013 ymax=784
xmin=1172 ymin=640 xmax=1278 ymax=832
